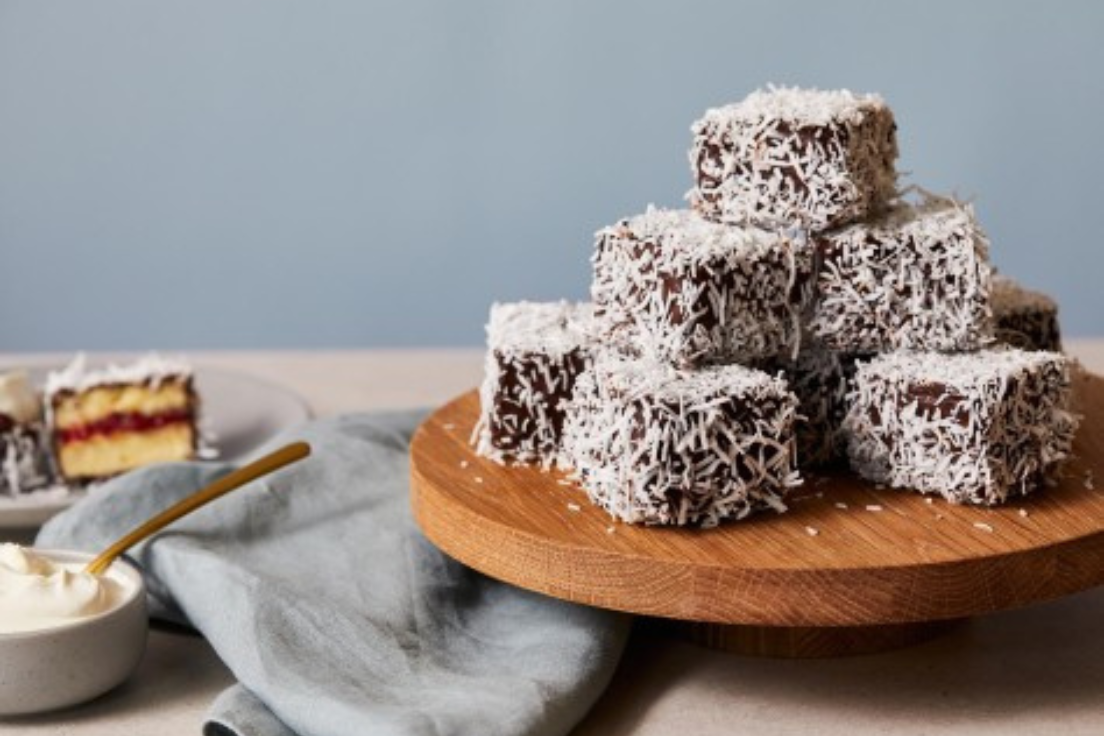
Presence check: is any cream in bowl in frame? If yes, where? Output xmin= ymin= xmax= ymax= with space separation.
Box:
xmin=0 ymin=544 xmax=147 ymax=715
xmin=0 ymin=544 xmax=129 ymax=633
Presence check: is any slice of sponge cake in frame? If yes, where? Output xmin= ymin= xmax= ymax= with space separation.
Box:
xmin=46 ymin=355 xmax=199 ymax=483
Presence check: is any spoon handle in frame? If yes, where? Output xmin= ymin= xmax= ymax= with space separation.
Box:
xmin=84 ymin=441 xmax=311 ymax=575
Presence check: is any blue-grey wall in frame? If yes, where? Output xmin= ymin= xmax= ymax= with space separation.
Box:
xmin=2 ymin=1 xmax=1101 ymax=350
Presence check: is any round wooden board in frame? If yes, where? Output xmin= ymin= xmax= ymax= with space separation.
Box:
xmin=410 ymin=370 xmax=1104 ymax=633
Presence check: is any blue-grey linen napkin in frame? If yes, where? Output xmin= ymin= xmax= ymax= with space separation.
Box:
xmin=36 ymin=411 xmax=631 ymax=736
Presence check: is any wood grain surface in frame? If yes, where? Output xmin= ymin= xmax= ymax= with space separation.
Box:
xmin=648 ymin=618 xmax=963 ymax=658
xmin=410 ymin=370 xmax=1104 ymax=628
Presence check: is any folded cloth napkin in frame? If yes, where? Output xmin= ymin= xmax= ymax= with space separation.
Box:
xmin=37 ymin=411 xmax=631 ymax=736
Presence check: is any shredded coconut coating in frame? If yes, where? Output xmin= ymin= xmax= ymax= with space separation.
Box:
xmin=0 ymin=423 xmax=50 ymax=496
xmin=689 ymin=86 xmax=898 ymax=232
xmin=591 ymin=207 xmax=813 ymax=368
xmin=844 ymin=349 xmax=1079 ymax=505
xmin=45 ymin=353 xmax=193 ymax=396
xmin=0 ymin=372 xmax=49 ymax=495
xmin=758 ymin=347 xmax=867 ymax=468
xmin=808 ymin=193 xmax=993 ymax=352
xmin=991 ymin=274 xmax=1062 ymax=351
xmin=562 ymin=356 xmax=802 ymax=527
xmin=473 ymin=301 xmax=596 ymax=467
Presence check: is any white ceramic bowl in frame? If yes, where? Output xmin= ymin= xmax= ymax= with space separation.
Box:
xmin=0 ymin=549 xmax=148 ymax=716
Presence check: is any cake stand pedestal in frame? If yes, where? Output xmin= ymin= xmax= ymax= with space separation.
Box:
xmin=409 ymin=371 xmax=1104 ymax=658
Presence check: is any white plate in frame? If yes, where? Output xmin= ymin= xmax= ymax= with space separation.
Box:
xmin=0 ymin=366 xmax=312 ymax=528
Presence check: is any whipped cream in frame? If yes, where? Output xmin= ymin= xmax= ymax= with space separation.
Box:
xmin=0 ymin=372 xmax=41 ymax=425
xmin=0 ymin=544 xmax=128 ymax=634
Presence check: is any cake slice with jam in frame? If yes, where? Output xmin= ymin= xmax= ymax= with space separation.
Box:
xmin=46 ymin=355 xmax=200 ymax=483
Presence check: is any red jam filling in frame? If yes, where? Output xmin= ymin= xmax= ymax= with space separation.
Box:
xmin=57 ymin=409 xmax=193 ymax=444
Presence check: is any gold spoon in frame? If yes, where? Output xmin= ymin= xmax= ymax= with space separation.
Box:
xmin=83 ymin=441 xmax=311 ymax=575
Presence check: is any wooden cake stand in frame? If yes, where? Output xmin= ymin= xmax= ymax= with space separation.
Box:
xmin=410 ymin=370 xmax=1104 ymax=658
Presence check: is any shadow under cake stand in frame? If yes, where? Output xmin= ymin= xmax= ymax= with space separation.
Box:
xmin=409 ymin=371 xmax=1104 ymax=658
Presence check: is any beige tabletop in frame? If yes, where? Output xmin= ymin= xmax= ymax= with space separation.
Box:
xmin=3 ymin=343 xmax=1104 ymax=735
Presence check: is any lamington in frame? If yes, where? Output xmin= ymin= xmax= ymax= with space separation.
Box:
xmin=0 ymin=372 xmax=50 ymax=495
xmin=689 ymin=86 xmax=898 ymax=231
xmin=991 ymin=274 xmax=1062 ymax=351
xmin=844 ymin=350 xmax=1079 ymax=505
xmin=591 ymin=207 xmax=813 ymax=368
xmin=808 ymin=193 xmax=993 ymax=353
xmin=758 ymin=348 xmax=867 ymax=468
xmin=562 ymin=356 xmax=802 ymax=527
xmin=474 ymin=301 xmax=595 ymax=467
xmin=46 ymin=355 xmax=200 ymax=483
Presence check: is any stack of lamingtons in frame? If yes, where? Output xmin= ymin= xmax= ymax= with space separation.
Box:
xmin=473 ymin=86 xmax=1078 ymax=527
